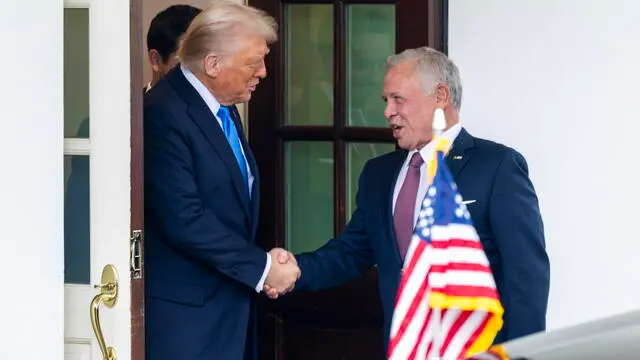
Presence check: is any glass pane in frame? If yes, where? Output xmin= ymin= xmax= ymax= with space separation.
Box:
xmin=64 ymin=155 xmax=90 ymax=284
xmin=285 ymin=142 xmax=334 ymax=254
xmin=346 ymin=5 xmax=395 ymax=128
xmin=64 ymin=8 xmax=90 ymax=138
xmin=346 ymin=142 xmax=396 ymax=218
xmin=284 ymin=4 xmax=333 ymax=126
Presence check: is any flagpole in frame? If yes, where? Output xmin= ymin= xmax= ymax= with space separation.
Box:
xmin=430 ymin=108 xmax=446 ymax=360
xmin=432 ymin=107 xmax=446 ymax=138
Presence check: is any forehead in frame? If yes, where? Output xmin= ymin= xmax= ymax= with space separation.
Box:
xmin=383 ymin=61 xmax=420 ymax=95
xmin=234 ymin=35 xmax=269 ymax=59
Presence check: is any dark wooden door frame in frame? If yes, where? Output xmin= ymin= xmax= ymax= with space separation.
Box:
xmin=248 ymin=0 xmax=448 ymax=359
xmin=130 ymin=0 xmax=145 ymax=359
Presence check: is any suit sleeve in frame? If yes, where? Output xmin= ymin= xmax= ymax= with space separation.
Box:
xmin=489 ymin=149 xmax=550 ymax=340
xmin=294 ymin=161 xmax=376 ymax=291
xmin=144 ymin=105 xmax=267 ymax=289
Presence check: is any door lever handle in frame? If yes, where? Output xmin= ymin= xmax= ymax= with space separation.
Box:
xmin=90 ymin=264 xmax=119 ymax=360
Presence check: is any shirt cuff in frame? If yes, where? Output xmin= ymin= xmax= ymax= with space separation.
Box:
xmin=255 ymin=252 xmax=271 ymax=292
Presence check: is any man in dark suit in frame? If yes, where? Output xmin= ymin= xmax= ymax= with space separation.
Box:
xmin=271 ymin=47 xmax=550 ymax=348
xmin=143 ymin=2 xmax=300 ymax=360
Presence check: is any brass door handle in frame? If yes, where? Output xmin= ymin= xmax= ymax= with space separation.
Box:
xmin=90 ymin=264 xmax=119 ymax=360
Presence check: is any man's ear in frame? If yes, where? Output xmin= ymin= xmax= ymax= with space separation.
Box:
xmin=203 ymin=54 xmax=220 ymax=78
xmin=434 ymin=83 xmax=451 ymax=106
xmin=148 ymin=49 xmax=163 ymax=72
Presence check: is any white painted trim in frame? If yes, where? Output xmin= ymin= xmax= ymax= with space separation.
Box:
xmin=62 ymin=0 xmax=132 ymax=359
xmin=64 ymin=138 xmax=91 ymax=155
xmin=64 ymin=0 xmax=91 ymax=8
xmin=64 ymin=284 xmax=95 ymax=339
xmin=88 ymin=0 xmax=132 ymax=359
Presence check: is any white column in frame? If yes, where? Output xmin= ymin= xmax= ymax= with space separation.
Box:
xmin=0 ymin=0 xmax=65 ymax=359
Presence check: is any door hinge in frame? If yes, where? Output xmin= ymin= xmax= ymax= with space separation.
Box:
xmin=130 ymin=229 xmax=143 ymax=279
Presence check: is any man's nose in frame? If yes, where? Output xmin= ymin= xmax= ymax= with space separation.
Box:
xmin=383 ymin=102 xmax=395 ymax=119
xmin=256 ymin=60 xmax=267 ymax=78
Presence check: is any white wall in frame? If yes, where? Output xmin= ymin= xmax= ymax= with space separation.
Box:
xmin=0 ymin=0 xmax=64 ymax=359
xmin=449 ymin=0 xmax=640 ymax=331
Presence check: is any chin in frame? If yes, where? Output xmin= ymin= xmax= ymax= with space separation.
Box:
xmin=396 ymin=140 xmax=411 ymax=150
xmin=241 ymin=91 xmax=252 ymax=102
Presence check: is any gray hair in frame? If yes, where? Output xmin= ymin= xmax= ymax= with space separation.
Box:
xmin=177 ymin=0 xmax=278 ymax=71
xmin=386 ymin=47 xmax=463 ymax=110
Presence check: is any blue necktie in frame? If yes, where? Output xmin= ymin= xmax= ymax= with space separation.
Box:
xmin=217 ymin=106 xmax=249 ymax=193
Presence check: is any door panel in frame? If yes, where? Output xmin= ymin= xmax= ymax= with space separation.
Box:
xmin=63 ymin=0 xmax=132 ymax=359
xmin=248 ymin=0 xmax=447 ymax=358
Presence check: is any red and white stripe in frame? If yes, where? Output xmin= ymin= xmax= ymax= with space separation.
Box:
xmin=388 ymin=223 xmax=498 ymax=360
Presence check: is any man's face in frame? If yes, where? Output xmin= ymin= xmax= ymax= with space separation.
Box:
xmin=382 ymin=61 xmax=438 ymax=151
xmin=162 ymin=53 xmax=180 ymax=74
xmin=149 ymin=50 xmax=179 ymax=78
xmin=208 ymin=35 xmax=269 ymax=105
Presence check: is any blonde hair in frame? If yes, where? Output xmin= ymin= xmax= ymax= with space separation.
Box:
xmin=177 ymin=0 xmax=278 ymax=71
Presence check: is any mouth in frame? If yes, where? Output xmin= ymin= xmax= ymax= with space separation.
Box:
xmin=390 ymin=123 xmax=404 ymax=138
xmin=248 ymin=83 xmax=258 ymax=92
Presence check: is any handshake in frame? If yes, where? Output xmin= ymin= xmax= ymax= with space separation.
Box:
xmin=263 ymin=248 xmax=298 ymax=299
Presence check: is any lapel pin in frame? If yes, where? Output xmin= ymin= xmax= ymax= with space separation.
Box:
xmin=453 ymin=155 xmax=463 ymax=160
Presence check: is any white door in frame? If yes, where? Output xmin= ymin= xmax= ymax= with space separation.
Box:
xmin=63 ymin=0 xmax=133 ymax=359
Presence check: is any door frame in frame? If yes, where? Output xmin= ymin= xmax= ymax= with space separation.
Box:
xmin=129 ymin=0 xmax=145 ymax=359
xmin=247 ymin=0 xmax=448 ymax=358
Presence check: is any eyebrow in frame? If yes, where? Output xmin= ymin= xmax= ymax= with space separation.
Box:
xmin=382 ymin=92 xmax=400 ymax=99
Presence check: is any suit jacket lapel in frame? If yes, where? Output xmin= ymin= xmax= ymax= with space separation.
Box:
xmin=385 ymin=128 xmax=475 ymax=266
xmin=383 ymin=150 xmax=408 ymax=265
xmin=445 ymin=127 xmax=474 ymax=180
xmin=167 ymin=68 xmax=251 ymax=217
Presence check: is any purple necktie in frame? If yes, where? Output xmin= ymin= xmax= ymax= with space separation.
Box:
xmin=393 ymin=152 xmax=424 ymax=258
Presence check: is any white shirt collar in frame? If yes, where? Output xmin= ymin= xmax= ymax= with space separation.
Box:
xmin=180 ymin=65 xmax=222 ymax=117
xmin=410 ymin=123 xmax=463 ymax=164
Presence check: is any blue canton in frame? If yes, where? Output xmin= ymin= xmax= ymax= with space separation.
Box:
xmin=414 ymin=149 xmax=473 ymax=243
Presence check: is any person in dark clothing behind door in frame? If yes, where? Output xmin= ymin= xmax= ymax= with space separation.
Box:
xmin=144 ymin=4 xmax=201 ymax=93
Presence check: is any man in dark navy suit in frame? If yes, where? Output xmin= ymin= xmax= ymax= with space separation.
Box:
xmin=270 ymin=47 xmax=550 ymax=350
xmin=143 ymin=2 xmax=300 ymax=360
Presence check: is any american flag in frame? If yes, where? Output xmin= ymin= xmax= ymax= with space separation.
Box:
xmin=387 ymin=138 xmax=505 ymax=360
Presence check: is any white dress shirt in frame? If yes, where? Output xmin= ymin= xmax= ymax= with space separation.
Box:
xmin=392 ymin=123 xmax=462 ymax=226
xmin=181 ymin=65 xmax=270 ymax=292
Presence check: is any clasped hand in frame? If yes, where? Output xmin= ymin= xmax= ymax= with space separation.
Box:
xmin=263 ymin=248 xmax=298 ymax=299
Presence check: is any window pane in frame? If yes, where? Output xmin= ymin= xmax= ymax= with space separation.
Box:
xmin=346 ymin=5 xmax=395 ymax=128
xmin=64 ymin=155 xmax=90 ymax=284
xmin=285 ymin=142 xmax=334 ymax=254
xmin=284 ymin=4 xmax=333 ymax=126
xmin=346 ymin=142 xmax=396 ymax=219
xmin=64 ymin=8 xmax=90 ymax=138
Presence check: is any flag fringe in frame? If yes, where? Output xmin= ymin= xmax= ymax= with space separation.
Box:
xmin=429 ymin=292 xmax=504 ymax=316
xmin=464 ymin=315 xmax=505 ymax=358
